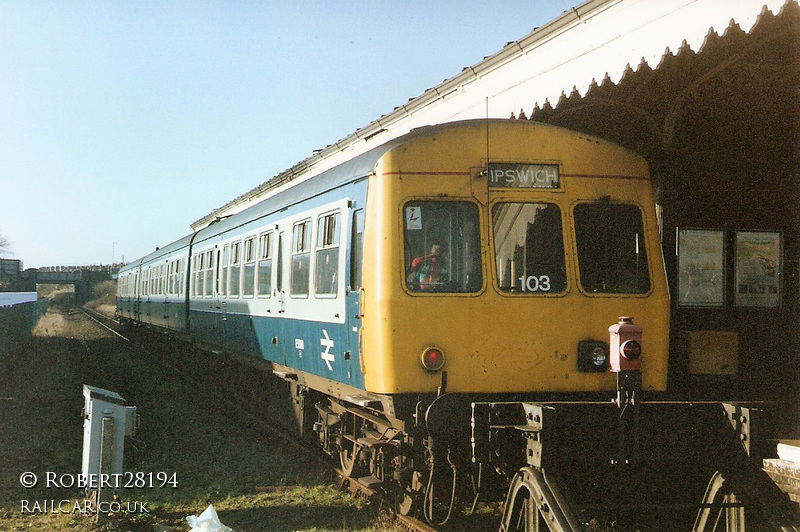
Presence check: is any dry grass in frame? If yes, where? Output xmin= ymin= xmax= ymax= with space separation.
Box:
xmin=0 ymin=303 xmax=401 ymax=532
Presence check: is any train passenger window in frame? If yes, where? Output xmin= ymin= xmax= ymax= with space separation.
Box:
xmin=243 ymin=237 xmax=256 ymax=297
xmin=220 ymin=245 xmax=229 ymax=297
xmin=257 ymin=232 xmax=272 ymax=297
xmin=492 ymin=203 xmax=566 ymax=294
xmin=193 ymin=254 xmax=203 ymax=297
xmin=230 ymin=242 xmax=241 ymax=297
xmin=168 ymin=262 xmax=174 ymax=295
xmin=315 ymin=211 xmax=340 ymax=296
xmin=291 ymin=220 xmax=311 ymax=296
xmin=350 ymin=210 xmax=364 ymax=290
xmin=277 ymin=232 xmax=285 ymax=292
xmin=403 ymin=201 xmax=482 ymax=293
xmin=573 ymin=203 xmax=650 ymax=294
xmin=204 ymin=250 xmax=214 ymax=297
xmin=180 ymin=258 xmax=186 ymax=295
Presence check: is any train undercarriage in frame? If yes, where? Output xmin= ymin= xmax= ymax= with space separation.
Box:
xmin=283 ymin=372 xmax=800 ymax=531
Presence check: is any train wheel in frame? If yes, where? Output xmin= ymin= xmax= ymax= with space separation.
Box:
xmin=338 ymin=411 xmax=366 ymax=477
xmin=396 ymin=470 xmax=425 ymax=516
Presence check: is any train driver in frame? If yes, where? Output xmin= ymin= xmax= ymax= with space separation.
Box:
xmin=407 ymin=243 xmax=449 ymax=291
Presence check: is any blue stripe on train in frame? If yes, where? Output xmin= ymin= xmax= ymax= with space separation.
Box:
xmin=189 ymin=309 xmax=364 ymax=390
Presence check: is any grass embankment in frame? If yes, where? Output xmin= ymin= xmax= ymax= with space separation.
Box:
xmin=0 ymin=299 xmax=397 ymax=531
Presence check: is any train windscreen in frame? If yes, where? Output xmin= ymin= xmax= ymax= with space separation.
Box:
xmin=492 ymin=202 xmax=566 ymax=293
xmin=403 ymin=201 xmax=482 ymax=293
xmin=573 ymin=203 xmax=650 ymax=294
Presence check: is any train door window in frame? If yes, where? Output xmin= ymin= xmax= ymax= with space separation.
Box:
xmin=180 ymin=258 xmax=186 ymax=295
xmin=204 ymin=250 xmax=214 ymax=297
xmin=315 ymin=211 xmax=340 ymax=296
xmin=173 ymin=261 xmax=179 ymax=295
xmin=492 ymin=203 xmax=566 ymax=294
xmin=350 ymin=209 xmax=364 ymax=290
xmin=573 ymin=203 xmax=650 ymax=294
xmin=403 ymin=201 xmax=482 ymax=293
xmin=220 ymin=245 xmax=229 ymax=297
xmin=168 ymin=262 xmax=174 ymax=295
xmin=230 ymin=241 xmax=241 ymax=297
xmin=257 ymin=232 xmax=272 ymax=297
xmin=192 ymin=254 xmax=201 ymax=297
xmin=291 ymin=220 xmax=311 ymax=297
xmin=277 ymin=232 xmax=285 ymax=293
xmin=243 ymin=237 xmax=256 ymax=297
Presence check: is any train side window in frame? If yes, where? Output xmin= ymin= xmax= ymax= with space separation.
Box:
xmin=291 ymin=220 xmax=311 ymax=297
xmin=168 ymin=262 xmax=174 ymax=295
xmin=204 ymin=250 xmax=214 ymax=297
xmin=230 ymin=241 xmax=241 ymax=297
xmin=193 ymin=254 xmax=203 ymax=297
xmin=220 ymin=245 xmax=229 ymax=297
xmin=315 ymin=211 xmax=340 ymax=296
xmin=350 ymin=209 xmax=364 ymax=290
xmin=492 ymin=203 xmax=566 ymax=294
xmin=243 ymin=237 xmax=256 ymax=297
xmin=403 ymin=201 xmax=482 ymax=293
xmin=257 ymin=232 xmax=272 ymax=297
xmin=277 ymin=232 xmax=285 ymax=292
xmin=573 ymin=203 xmax=650 ymax=294
xmin=180 ymin=258 xmax=186 ymax=295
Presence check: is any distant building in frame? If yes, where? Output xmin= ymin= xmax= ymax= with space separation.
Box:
xmin=0 ymin=259 xmax=23 ymax=291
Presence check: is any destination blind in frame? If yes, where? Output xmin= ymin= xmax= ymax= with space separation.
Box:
xmin=487 ymin=163 xmax=560 ymax=189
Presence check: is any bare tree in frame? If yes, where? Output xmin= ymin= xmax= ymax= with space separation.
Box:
xmin=0 ymin=234 xmax=11 ymax=257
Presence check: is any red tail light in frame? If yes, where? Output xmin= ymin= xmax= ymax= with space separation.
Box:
xmin=421 ymin=347 xmax=445 ymax=372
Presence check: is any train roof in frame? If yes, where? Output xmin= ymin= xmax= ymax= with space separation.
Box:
xmin=122 ymin=120 xmax=643 ymax=272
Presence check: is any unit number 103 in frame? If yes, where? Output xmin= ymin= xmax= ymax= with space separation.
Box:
xmin=518 ymin=275 xmax=551 ymax=292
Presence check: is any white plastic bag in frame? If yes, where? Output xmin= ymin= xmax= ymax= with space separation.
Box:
xmin=186 ymin=504 xmax=232 ymax=532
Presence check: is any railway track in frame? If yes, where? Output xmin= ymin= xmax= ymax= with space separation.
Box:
xmin=76 ymin=305 xmax=444 ymax=532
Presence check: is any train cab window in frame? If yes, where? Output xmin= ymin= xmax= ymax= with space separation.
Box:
xmin=573 ymin=203 xmax=650 ymax=294
xmin=230 ymin=241 xmax=241 ymax=297
xmin=291 ymin=220 xmax=311 ymax=297
xmin=492 ymin=203 xmax=566 ymax=294
xmin=403 ymin=201 xmax=482 ymax=293
xmin=315 ymin=211 xmax=340 ymax=296
xmin=350 ymin=209 xmax=364 ymax=290
xmin=243 ymin=237 xmax=256 ymax=297
xmin=257 ymin=232 xmax=272 ymax=297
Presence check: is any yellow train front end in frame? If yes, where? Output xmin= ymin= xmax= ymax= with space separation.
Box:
xmin=359 ymin=120 xmax=669 ymax=396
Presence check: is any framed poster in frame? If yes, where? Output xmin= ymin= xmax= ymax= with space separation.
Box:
xmin=735 ymin=231 xmax=782 ymax=307
xmin=677 ymin=229 xmax=725 ymax=307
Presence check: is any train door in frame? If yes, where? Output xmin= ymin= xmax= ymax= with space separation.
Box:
xmin=346 ymin=209 xmax=365 ymax=386
xmin=134 ymin=267 xmax=141 ymax=322
xmin=276 ymin=230 xmax=287 ymax=365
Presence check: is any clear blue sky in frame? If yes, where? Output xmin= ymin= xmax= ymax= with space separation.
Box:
xmin=0 ymin=1 xmax=575 ymax=268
